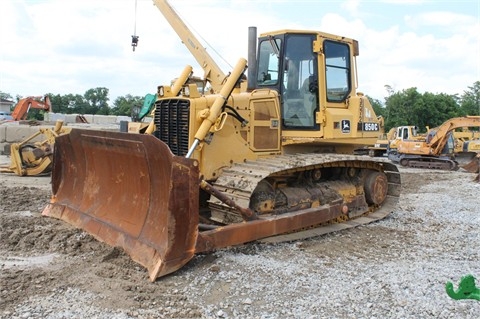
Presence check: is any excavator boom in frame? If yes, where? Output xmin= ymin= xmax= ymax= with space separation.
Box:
xmin=428 ymin=116 xmax=480 ymax=155
xmin=11 ymin=95 xmax=51 ymax=121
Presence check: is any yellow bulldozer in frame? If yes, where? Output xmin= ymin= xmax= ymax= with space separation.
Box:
xmin=42 ymin=0 xmax=401 ymax=281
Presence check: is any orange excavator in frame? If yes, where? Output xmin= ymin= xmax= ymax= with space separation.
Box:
xmin=11 ymin=95 xmax=52 ymax=121
xmin=395 ymin=116 xmax=480 ymax=170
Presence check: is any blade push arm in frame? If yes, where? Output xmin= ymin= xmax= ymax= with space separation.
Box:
xmin=186 ymin=58 xmax=247 ymax=158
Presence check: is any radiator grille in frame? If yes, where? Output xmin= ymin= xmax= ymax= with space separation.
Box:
xmin=153 ymin=99 xmax=190 ymax=156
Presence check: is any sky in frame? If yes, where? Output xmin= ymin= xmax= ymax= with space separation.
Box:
xmin=0 ymin=0 xmax=479 ymax=105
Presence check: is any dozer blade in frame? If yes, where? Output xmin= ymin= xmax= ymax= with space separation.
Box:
xmin=42 ymin=129 xmax=200 ymax=281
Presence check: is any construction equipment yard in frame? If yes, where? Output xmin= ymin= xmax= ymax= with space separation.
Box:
xmin=1 ymin=154 xmax=478 ymax=318
xmin=0 ymin=0 xmax=478 ymax=316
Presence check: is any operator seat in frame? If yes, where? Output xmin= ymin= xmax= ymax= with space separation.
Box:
xmin=300 ymin=76 xmax=317 ymax=126
xmin=284 ymin=77 xmax=316 ymax=127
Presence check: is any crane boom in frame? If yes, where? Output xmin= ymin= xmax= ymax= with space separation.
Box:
xmin=152 ymin=0 xmax=227 ymax=92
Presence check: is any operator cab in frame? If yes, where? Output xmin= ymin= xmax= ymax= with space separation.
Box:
xmin=256 ymin=31 xmax=353 ymax=131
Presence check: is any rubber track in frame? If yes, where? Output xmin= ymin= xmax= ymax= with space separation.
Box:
xmin=403 ymin=159 xmax=458 ymax=171
xmin=208 ymin=153 xmax=401 ymax=243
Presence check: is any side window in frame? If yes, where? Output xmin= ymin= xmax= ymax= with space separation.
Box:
xmin=324 ymin=41 xmax=351 ymax=102
xmin=257 ymin=39 xmax=281 ymax=86
xmin=412 ymin=126 xmax=418 ymax=136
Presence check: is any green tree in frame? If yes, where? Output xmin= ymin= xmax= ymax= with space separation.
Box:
xmin=383 ymin=87 xmax=462 ymax=132
xmin=49 ymin=93 xmax=86 ymax=114
xmin=0 ymin=92 xmax=13 ymax=101
xmin=384 ymin=87 xmax=423 ymax=130
xmin=72 ymin=94 xmax=89 ymax=114
xmin=459 ymin=81 xmax=480 ymax=116
xmin=84 ymin=87 xmax=110 ymax=115
xmin=111 ymin=94 xmax=144 ymax=117
xmin=421 ymin=92 xmax=460 ymax=129
xmin=27 ymin=108 xmax=46 ymax=120
xmin=367 ymin=96 xmax=385 ymax=118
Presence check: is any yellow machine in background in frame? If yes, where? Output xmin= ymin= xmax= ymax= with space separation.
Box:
xmin=386 ymin=125 xmax=480 ymax=168
xmin=454 ymin=130 xmax=480 ymax=174
xmin=394 ymin=116 xmax=480 ymax=170
xmin=1 ymin=121 xmax=71 ymax=176
xmin=370 ymin=125 xmax=421 ymax=158
xmin=368 ymin=128 xmax=396 ymax=157
xmin=454 ymin=130 xmax=480 ymax=155
xmin=43 ymin=0 xmax=401 ymax=281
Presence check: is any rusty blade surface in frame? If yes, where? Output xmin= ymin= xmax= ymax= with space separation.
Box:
xmin=42 ymin=129 xmax=199 ymax=281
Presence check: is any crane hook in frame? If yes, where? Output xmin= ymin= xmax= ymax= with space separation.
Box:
xmin=131 ymin=0 xmax=139 ymax=51
xmin=131 ymin=35 xmax=139 ymax=51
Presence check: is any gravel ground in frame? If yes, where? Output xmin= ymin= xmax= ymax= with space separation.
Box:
xmin=1 ymin=154 xmax=479 ymax=318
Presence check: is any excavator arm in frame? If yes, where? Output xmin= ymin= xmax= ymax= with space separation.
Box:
xmin=428 ymin=116 xmax=480 ymax=155
xmin=11 ymin=95 xmax=52 ymax=121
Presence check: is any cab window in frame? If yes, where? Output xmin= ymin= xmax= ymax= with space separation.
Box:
xmin=257 ymin=38 xmax=281 ymax=86
xmin=282 ymin=34 xmax=318 ymax=129
xmin=324 ymin=40 xmax=351 ymax=102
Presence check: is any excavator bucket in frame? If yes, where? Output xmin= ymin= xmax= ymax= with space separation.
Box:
xmin=42 ymin=129 xmax=200 ymax=281
xmin=460 ymin=154 xmax=480 ymax=174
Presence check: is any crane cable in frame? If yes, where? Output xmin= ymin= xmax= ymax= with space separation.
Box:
xmin=131 ymin=0 xmax=139 ymax=51
xmin=169 ymin=2 xmax=232 ymax=70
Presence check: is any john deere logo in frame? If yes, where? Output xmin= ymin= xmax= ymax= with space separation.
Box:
xmin=341 ymin=120 xmax=350 ymax=133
